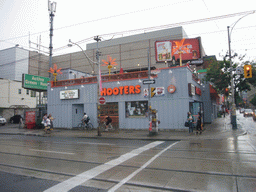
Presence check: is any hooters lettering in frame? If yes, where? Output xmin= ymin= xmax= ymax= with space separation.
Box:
xmin=129 ymin=86 xmax=135 ymax=94
xmin=119 ymin=86 xmax=124 ymax=95
xmin=135 ymin=85 xmax=141 ymax=94
xmin=124 ymin=86 xmax=129 ymax=94
xmin=113 ymin=87 xmax=119 ymax=95
xmin=107 ymin=88 xmax=113 ymax=96
xmin=100 ymin=85 xmax=141 ymax=96
xmin=101 ymin=88 xmax=107 ymax=96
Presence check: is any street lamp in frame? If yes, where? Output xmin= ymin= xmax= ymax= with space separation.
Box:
xmin=227 ymin=10 xmax=255 ymax=129
xmin=67 ymin=39 xmax=96 ymax=75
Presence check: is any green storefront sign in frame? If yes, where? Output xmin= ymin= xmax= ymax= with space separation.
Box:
xmin=22 ymin=74 xmax=50 ymax=91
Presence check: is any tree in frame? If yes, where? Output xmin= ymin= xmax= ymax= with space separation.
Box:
xmin=203 ymin=56 xmax=254 ymax=106
xmin=203 ymin=58 xmax=230 ymax=94
xmin=250 ymin=94 xmax=256 ymax=107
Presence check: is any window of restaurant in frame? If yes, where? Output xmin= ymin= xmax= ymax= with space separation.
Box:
xmin=99 ymin=102 xmax=119 ymax=128
xmin=125 ymin=101 xmax=148 ymax=118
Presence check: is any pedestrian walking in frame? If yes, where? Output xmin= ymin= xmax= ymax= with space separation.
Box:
xmin=42 ymin=113 xmax=47 ymax=128
xmin=48 ymin=114 xmax=55 ymax=129
xmin=44 ymin=116 xmax=51 ymax=133
xmin=196 ymin=112 xmax=202 ymax=135
xmin=187 ymin=112 xmax=193 ymax=134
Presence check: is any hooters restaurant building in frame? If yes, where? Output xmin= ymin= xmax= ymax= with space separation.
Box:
xmin=47 ymin=27 xmax=219 ymax=130
xmin=47 ymin=64 xmax=219 ymax=130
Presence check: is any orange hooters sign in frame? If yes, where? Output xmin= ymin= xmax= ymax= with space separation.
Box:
xmin=101 ymin=85 xmax=141 ymax=96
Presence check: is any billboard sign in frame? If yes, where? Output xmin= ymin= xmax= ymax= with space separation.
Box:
xmin=60 ymin=89 xmax=79 ymax=99
xmin=155 ymin=38 xmax=201 ymax=62
xmin=155 ymin=41 xmax=172 ymax=62
xmin=22 ymin=74 xmax=49 ymax=91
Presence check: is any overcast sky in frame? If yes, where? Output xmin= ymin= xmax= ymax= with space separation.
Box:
xmin=0 ymin=0 xmax=255 ymax=62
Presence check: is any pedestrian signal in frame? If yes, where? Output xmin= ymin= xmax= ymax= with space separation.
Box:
xmin=151 ymin=87 xmax=156 ymax=97
xmin=244 ymin=65 xmax=252 ymax=78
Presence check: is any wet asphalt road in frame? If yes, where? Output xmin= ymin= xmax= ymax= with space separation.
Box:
xmin=0 ymin=112 xmax=255 ymax=192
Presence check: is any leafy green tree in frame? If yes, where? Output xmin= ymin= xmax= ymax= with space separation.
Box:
xmin=203 ymin=58 xmax=230 ymax=94
xmin=250 ymin=94 xmax=256 ymax=107
xmin=203 ymin=56 xmax=254 ymax=106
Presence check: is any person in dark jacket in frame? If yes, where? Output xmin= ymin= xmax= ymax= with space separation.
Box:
xmin=105 ymin=116 xmax=112 ymax=131
xmin=196 ymin=112 xmax=202 ymax=135
xmin=187 ymin=112 xmax=193 ymax=134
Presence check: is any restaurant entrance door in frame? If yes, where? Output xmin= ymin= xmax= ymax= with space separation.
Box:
xmin=189 ymin=101 xmax=204 ymax=127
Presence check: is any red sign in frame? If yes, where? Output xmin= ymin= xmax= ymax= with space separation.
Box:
xmin=195 ymin=87 xmax=202 ymax=96
xmin=25 ymin=111 xmax=36 ymax=124
xmin=99 ymin=97 xmax=106 ymax=104
xmin=155 ymin=38 xmax=201 ymax=62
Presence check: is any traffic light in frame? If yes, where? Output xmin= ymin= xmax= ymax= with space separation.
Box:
xmin=244 ymin=65 xmax=252 ymax=78
xmin=224 ymin=88 xmax=229 ymax=96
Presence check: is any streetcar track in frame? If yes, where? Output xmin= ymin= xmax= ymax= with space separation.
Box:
xmin=0 ymin=147 xmax=256 ymax=165
xmin=1 ymin=140 xmax=256 ymax=156
xmin=1 ymin=151 xmax=256 ymax=179
xmin=0 ymin=165 xmax=186 ymax=192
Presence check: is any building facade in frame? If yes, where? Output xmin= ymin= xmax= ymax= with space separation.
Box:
xmin=0 ymin=47 xmax=29 ymax=81
xmin=47 ymin=65 xmax=218 ymax=130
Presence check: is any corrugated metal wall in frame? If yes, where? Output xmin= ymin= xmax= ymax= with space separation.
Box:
xmin=48 ymin=67 xmax=206 ymax=130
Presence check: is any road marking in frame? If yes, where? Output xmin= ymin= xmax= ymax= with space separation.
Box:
xmin=108 ymin=141 xmax=179 ymax=192
xmin=44 ymin=141 xmax=164 ymax=192
xmin=77 ymin=142 xmax=116 ymax=146
xmin=247 ymin=141 xmax=256 ymax=151
xmin=29 ymin=149 xmax=74 ymax=155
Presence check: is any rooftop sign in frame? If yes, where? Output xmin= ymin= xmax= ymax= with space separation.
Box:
xmin=22 ymin=74 xmax=49 ymax=91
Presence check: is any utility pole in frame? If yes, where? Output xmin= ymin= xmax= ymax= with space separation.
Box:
xmin=94 ymin=36 xmax=102 ymax=136
xmin=48 ymin=1 xmax=56 ymax=80
xmin=227 ymin=26 xmax=237 ymax=129
xmin=148 ymin=48 xmax=151 ymax=119
xmin=227 ymin=10 xmax=255 ymax=129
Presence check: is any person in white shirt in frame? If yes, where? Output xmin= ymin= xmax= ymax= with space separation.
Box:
xmin=82 ymin=113 xmax=89 ymax=125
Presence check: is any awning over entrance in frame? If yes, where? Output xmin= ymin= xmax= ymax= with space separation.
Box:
xmin=209 ymin=84 xmax=220 ymax=104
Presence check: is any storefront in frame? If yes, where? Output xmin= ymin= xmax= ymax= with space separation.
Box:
xmin=47 ymin=65 xmax=213 ymax=130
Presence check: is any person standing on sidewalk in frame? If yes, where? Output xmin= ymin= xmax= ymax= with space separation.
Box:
xmin=196 ymin=112 xmax=202 ymax=135
xmin=187 ymin=112 xmax=193 ymax=134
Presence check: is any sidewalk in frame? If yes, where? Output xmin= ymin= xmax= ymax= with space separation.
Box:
xmin=0 ymin=115 xmax=246 ymax=141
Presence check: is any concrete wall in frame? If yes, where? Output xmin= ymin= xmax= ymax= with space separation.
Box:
xmin=52 ymin=27 xmax=191 ymax=76
xmin=29 ymin=51 xmax=49 ymax=77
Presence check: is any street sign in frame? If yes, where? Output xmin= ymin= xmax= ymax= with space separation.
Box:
xmin=99 ymin=97 xmax=106 ymax=104
xmin=236 ymin=66 xmax=243 ymax=75
xmin=143 ymin=79 xmax=155 ymax=84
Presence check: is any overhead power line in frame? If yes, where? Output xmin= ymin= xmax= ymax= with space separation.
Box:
xmin=53 ymin=10 xmax=256 ymax=53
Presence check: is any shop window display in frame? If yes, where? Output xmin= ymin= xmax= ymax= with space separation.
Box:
xmin=125 ymin=101 xmax=148 ymax=117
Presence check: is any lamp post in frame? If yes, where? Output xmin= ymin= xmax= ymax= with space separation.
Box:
xmin=48 ymin=0 xmax=56 ymax=80
xmin=67 ymin=39 xmax=96 ymax=75
xmin=227 ymin=10 xmax=255 ymax=129
xmin=94 ymin=36 xmax=102 ymax=136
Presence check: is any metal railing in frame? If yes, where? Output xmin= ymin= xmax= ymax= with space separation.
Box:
xmin=50 ymin=71 xmax=156 ymax=87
